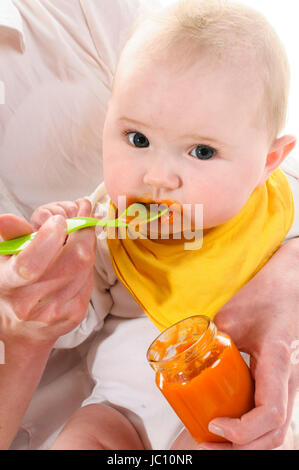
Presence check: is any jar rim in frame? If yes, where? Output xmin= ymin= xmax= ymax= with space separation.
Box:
xmin=146 ymin=314 xmax=213 ymax=367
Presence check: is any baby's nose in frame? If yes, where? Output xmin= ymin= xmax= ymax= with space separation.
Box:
xmin=143 ymin=160 xmax=181 ymax=190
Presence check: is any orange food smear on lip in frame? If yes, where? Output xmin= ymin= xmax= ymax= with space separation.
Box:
xmin=122 ymin=197 xmax=178 ymax=225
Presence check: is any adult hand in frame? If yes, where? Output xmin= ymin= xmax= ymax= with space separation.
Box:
xmin=171 ymin=238 xmax=299 ymax=450
xmin=0 ymin=198 xmax=96 ymax=349
xmin=0 ymin=198 xmax=96 ymax=449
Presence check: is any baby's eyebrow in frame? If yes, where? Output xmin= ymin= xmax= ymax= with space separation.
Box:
xmin=118 ymin=117 xmax=151 ymax=129
xmin=180 ymin=133 xmax=224 ymax=146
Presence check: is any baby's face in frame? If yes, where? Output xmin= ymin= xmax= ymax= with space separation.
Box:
xmin=103 ymin=51 xmax=270 ymax=230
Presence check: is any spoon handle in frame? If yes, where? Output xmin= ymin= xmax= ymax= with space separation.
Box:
xmin=0 ymin=232 xmax=38 ymax=255
xmin=66 ymin=216 xmax=110 ymax=232
xmin=0 ymin=217 xmax=110 ymax=255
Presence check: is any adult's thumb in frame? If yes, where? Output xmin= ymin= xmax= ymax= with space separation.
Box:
xmin=0 ymin=214 xmax=33 ymax=241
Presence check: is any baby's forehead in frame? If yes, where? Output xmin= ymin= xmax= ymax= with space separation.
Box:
xmin=118 ymin=23 xmax=261 ymax=84
xmin=116 ymin=38 xmax=261 ymax=103
xmin=113 ymin=54 xmax=264 ymax=144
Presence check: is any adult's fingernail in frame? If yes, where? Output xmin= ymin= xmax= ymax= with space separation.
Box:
xmin=52 ymin=215 xmax=66 ymax=227
xmin=18 ymin=265 xmax=36 ymax=281
xmin=208 ymin=423 xmax=225 ymax=437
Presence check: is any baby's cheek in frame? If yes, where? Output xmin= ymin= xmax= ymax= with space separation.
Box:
xmin=201 ymin=186 xmax=247 ymax=228
xmin=103 ymin=153 xmax=122 ymax=193
xmin=103 ymin=169 xmax=118 ymax=204
xmin=104 ymin=164 xmax=138 ymax=206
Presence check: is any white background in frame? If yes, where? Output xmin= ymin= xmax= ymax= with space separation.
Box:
xmin=159 ymin=0 xmax=299 ymax=148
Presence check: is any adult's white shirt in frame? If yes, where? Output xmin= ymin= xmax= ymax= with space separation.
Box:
xmin=1 ymin=0 xmax=299 ymax=450
xmin=0 ymin=0 xmax=141 ymax=218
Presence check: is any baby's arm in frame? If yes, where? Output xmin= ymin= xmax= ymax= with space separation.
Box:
xmin=50 ymin=404 xmax=144 ymax=450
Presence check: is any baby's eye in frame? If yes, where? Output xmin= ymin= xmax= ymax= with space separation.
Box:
xmin=190 ymin=145 xmax=215 ymax=160
xmin=127 ymin=132 xmax=150 ymax=148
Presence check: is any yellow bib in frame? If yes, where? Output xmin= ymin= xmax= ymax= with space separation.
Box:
xmin=106 ymin=169 xmax=294 ymax=331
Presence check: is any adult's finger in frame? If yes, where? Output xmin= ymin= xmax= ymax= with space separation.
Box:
xmin=55 ymin=201 xmax=79 ymax=218
xmin=0 ymin=215 xmax=67 ymax=290
xmin=30 ymin=207 xmax=64 ymax=230
xmin=65 ymin=198 xmax=93 ymax=245
xmin=59 ymin=198 xmax=95 ymax=272
xmin=11 ymin=199 xmax=96 ymax=305
xmin=199 ymin=420 xmax=288 ymax=450
xmin=0 ymin=214 xmax=33 ymax=241
xmin=75 ymin=198 xmax=92 ymax=217
xmin=9 ymin=224 xmax=96 ymax=311
xmin=42 ymin=223 xmax=96 ymax=281
xmin=26 ymin=264 xmax=93 ymax=323
xmin=208 ymin=343 xmax=290 ymax=445
xmin=200 ymin=385 xmax=296 ymax=450
xmin=32 ymin=269 xmax=95 ymax=339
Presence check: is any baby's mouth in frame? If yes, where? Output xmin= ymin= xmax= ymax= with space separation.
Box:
xmin=130 ymin=198 xmax=182 ymax=226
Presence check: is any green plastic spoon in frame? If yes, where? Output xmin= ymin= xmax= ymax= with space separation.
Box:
xmin=0 ymin=203 xmax=168 ymax=255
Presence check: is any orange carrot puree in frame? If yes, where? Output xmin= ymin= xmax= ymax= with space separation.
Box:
xmin=156 ymin=334 xmax=254 ymax=444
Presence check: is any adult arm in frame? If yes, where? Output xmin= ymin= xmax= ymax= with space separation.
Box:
xmin=0 ymin=199 xmax=96 ymax=449
xmin=171 ymin=237 xmax=299 ymax=450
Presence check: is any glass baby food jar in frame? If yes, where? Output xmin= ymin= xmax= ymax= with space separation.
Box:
xmin=147 ymin=315 xmax=254 ymax=444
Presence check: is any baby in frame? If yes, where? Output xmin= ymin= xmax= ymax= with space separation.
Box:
xmin=30 ymin=0 xmax=296 ymax=449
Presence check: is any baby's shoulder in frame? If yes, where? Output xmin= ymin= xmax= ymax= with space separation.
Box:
xmin=88 ymin=182 xmax=110 ymax=216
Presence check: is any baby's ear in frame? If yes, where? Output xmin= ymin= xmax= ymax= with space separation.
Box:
xmin=259 ymin=135 xmax=296 ymax=185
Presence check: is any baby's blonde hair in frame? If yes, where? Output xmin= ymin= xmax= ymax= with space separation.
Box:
xmin=122 ymin=0 xmax=290 ymax=145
